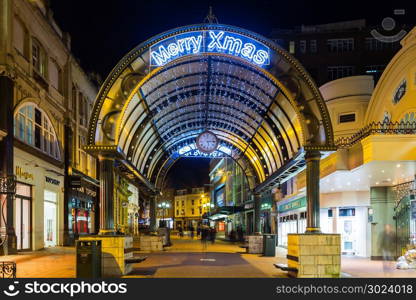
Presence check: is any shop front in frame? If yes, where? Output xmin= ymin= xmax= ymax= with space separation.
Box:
xmin=395 ymin=183 xmax=416 ymax=256
xmin=14 ymin=147 xmax=64 ymax=250
xmin=277 ymin=196 xmax=307 ymax=247
xmin=66 ymin=174 xmax=98 ymax=245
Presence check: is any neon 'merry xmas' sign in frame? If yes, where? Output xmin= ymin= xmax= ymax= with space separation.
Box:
xmin=150 ymin=30 xmax=270 ymax=68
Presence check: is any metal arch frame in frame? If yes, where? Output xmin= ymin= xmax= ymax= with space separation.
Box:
xmin=153 ymin=142 xmax=259 ymax=191
xmin=87 ymin=23 xmax=335 ymax=194
xmin=118 ymin=57 xmax=302 ymax=180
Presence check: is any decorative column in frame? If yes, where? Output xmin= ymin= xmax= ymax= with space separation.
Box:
xmin=305 ymin=150 xmax=321 ymax=234
xmin=98 ymin=156 xmax=115 ymax=235
xmin=149 ymin=195 xmax=157 ymax=232
xmin=254 ymin=192 xmax=261 ymax=233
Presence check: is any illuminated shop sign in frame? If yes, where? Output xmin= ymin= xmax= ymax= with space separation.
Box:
xmin=150 ymin=30 xmax=270 ymax=68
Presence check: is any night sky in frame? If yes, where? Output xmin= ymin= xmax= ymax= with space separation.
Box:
xmin=49 ymin=0 xmax=413 ymax=189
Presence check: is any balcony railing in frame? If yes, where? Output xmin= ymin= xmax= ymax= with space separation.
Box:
xmin=336 ymin=121 xmax=416 ymax=149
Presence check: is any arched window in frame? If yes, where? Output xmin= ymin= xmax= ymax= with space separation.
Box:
xmin=32 ymin=38 xmax=47 ymax=77
xmin=14 ymin=103 xmax=61 ymax=160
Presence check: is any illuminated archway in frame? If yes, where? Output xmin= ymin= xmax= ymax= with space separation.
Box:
xmin=86 ymin=24 xmax=335 ymax=233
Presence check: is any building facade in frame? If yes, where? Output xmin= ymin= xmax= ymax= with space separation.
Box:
xmin=209 ymin=158 xmax=251 ymax=238
xmin=0 ymin=0 xmax=99 ymax=253
xmin=269 ymin=19 xmax=405 ymax=86
xmin=174 ymin=187 xmax=209 ymax=230
xmin=275 ymin=26 xmax=416 ymax=258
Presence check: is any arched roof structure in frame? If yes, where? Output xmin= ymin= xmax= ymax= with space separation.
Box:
xmin=86 ymin=24 xmax=335 ymax=194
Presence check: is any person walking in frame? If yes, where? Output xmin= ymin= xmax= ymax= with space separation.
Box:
xmin=178 ymin=226 xmax=183 ymax=238
xmin=210 ymin=227 xmax=217 ymax=244
xmin=197 ymin=225 xmax=201 ymax=238
xmin=190 ymin=225 xmax=195 ymax=239
xmin=201 ymin=226 xmax=208 ymax=250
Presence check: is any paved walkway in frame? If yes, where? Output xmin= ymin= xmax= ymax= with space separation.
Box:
xmin=1 ymin=236 xmax=416 ymax=278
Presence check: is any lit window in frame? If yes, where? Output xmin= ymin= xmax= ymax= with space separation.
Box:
xmin=32 ymin=39 xmax=46 ymax=77
xmin=289 ymin=41 xmax=295 ymax=54
xmin=327 ymin=38 xmax=354 ymax=53
xmin=14 ymin=103 xmax=60 ymax=160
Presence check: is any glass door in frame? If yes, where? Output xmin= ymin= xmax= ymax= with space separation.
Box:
xmin=44 ymin=190 xmax=57 ymax=247
xmin=14 ymin=183 xmax=32 ymax=251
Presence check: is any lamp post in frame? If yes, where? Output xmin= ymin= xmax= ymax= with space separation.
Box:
xmin=157 ymin=201 xmax=170 ymax=228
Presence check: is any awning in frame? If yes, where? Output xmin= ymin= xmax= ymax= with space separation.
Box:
xmin=203 ymin=206 xmax=245 ymax=220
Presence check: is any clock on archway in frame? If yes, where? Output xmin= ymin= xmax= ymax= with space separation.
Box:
xmin=196 ymin=131 xmax=218 ymax=153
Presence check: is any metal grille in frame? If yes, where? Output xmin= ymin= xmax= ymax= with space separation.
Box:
xmin=0 ymin=175 xmax=16 ymax=195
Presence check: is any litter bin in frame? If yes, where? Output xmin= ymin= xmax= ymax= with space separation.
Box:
xmin=76 ymin=240 xmax=102 ymax=278
xmin=263 ymin=234 xmax=277 ymax=256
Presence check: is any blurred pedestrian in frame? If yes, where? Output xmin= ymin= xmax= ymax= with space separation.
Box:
xmin=237 ymin=225 xmax=244 ymax=242
xmin=210 ymin=227 xmax=217 ymax=244
xmin=380 ymin=224 xmax=396 ymax=275
xmin=201 ymin=226 xmax=208 ymax=250
xmin=178 ymin=226 xmax=183 ymax=238
xmin=197 ymin=225 xmax=201 ymax=237
xmin=190 ymin=225 xmax=194 ymax=239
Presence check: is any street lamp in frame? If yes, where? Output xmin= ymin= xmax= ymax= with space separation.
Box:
xmin=158 ymin=201 xmax=170 ymax=227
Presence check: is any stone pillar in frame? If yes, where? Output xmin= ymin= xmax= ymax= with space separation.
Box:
xmin=0 ymin=75 xmax=17 ymax=255
xmin=98 ymin=157 xmax=115 ymax=235
xmin=305 ymin=150 xmax=321 ymax=234
xmin=254 ymin=193 xmax=261 ymax=233
xmin=63 ymin=124 xmax=72 ymax=245
xmin=149 ymin=195 xmax=157 ymax=232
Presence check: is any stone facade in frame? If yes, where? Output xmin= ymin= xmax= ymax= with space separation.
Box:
xmin=139 ymin=235 xmax=163 ymax=252
xmin=287 ymin=233 xmax=341 ymax=278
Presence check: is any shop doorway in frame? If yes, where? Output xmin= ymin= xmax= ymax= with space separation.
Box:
xmin=44 ymin=190 xmax=57 ymax=247
xmin=15 ymin=183 xmax=31 ymax=251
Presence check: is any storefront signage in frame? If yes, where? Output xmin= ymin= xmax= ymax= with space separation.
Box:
xmin=45 ymin=176 xmax=60 ymax=185
xmin=15 ymin=166 xmax=33 ymax=181
xmin=278 ymin=196 xmax=307 ymax=213
xmin=74 ymin=186 xmax=97 ymax=198
xmin=69 ymin=175 xmax=82 ymax=188
xmin=244 ymin=203 xmax=254 ymax=210
xmin=150 ymin=30 xmax=270 ymax=68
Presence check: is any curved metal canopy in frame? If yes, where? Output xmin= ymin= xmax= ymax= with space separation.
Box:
xmin=87 ymin=24 xmax=335 ymax=193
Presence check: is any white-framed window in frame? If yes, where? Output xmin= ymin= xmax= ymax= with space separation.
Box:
xmin=300 ymin=40 xmax=306 ymax=54
xmin=32 ymin=39 xmax=47 ymax=77
xmin=310 ymin=40 xmax=317 ymax=53
xmin=327 ymin=66 xmax=355 ymax=81
xmin=14 ymin=103 xmax=60 ymax=160
xmin=364 ymin=37 xmax=399 ymax=51
xmin=327 ymin=38 xmax=354 ymax=53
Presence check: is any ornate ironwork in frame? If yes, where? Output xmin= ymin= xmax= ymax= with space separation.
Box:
xmin=0 ymin=262 xmax=16 ymax=278
xmin=393 ymin=180 xmax=416 ymax=207
xmin=0 ymin=175 xmax=16 ymax=195
xmin=336 ymin=121 xmax=416 ymax=149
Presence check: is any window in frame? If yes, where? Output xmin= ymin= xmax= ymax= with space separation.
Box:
xmin=300 ymin=40 xmax=306 ymax=54
xmin=13 ymin=17 xmax=29 ymax=58
xmin=310 ymin=40 xmax=317 ymax=53
xmin=191 ymin=209 xmax=194 ymax=215
xmin=339 ymin=113 xmax=356 ymax=123
xmin=327 ymin=38 xmax=354 ymax=53
xmin=182 ymin=201 xmax=184 ymax=206
xmin=328 ymin=209 xmax=333 ymax=218
xmin=32 ymin=39 xmax=46 ymax=77
xmin=191 ymin=200 xmax=194 ymax=205
xmin=71 ymin=85 xmax=77 ymax=119
xmin=14 ymin=103 xmax=60 ymax=160
xmin=176 ymin=210 xmax=179 ymax=216
xmin=364 ymin=37 xmax=399 ymax=51
xmin=339 ymin=208 xmax=355 ymax=217
xmin=78 ymin=92 xmax=87 ymax=127
xmin=289 ymin=41 xmax=295 ymax=54
xmin=49 ymin=60 xmax=62 ymax=93
xmin=327 ymin=66 xmax=355 ymax=81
